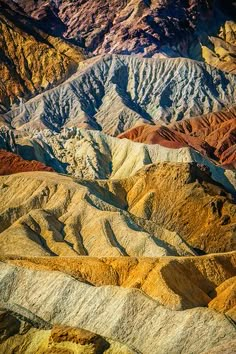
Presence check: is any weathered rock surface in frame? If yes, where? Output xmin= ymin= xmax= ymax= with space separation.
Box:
xmin=3 ymin=55 xmax=236 ymax=134
xmin=0 ymin=309 xmax=135 ymax=353
xmin=3 ymin=251 xmax=236 ymax=311
xmin=0 ymin=149 xmax=54 ymax=175
xmin=0 ymin=126 xmax=234 ymax=194
xmin=202 ymin=21 xmax=236 ymax=74
xmin=201 ymin=340 xmax=236 ymax=354
xmin=5 ymin=0 xmax=236 ymax=64
xmin=0 ymin=1 xmax=84 ymax=113
xmin=0 ymin=169 xmax=195 ymax=258
xmin=0 ymin=163 xmax=235 ymax=255
xmin=119 ymin=105 xmax=236 ymax=169
xmin=118 ymin=163 xmax=236 ymax=253
xmin=208 ymin=276 xmax=236 ymax=321
xmin=0 ymin=261 xmax=235 ymax=354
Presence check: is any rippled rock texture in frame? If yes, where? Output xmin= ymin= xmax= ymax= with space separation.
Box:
xmin=2 ymin=55 xmax=236 ymax=134
xmin=0 ymin=259 xmax=236 ymax=354
xmin=0 ymin=163 xmax=235 ymax=256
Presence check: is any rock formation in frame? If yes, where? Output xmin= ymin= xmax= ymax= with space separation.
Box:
xmin=208 ymin=276 xmax=236 ymax=321
xmin=0 ymin=1 xmax=236 ymax=352
xmin=0 ymin=261 xmax=235 ymax=354
xmin=0 ymin=149 xmax=54 ymax=175
xmin=0 ymin=163 xmax=235 ymax=256
xmin=202 ymin=21 xmax=236 ymax=74
xmin=3 ymin=251 xmax=236 ymax=312
xmin=0 ymin=126 xmax=235 ymax=194
xmin=119 ymin=105 xmax=236 ymax=169
xmin=2 ymin=55 xmax=236 ymax=134
xmin=0 ymin=309 xmax=134 ymax=353
xmin=0 ymin=1 xmax=84 ymax=112
xmin=4 ymin=0 xmax=236 ymax=65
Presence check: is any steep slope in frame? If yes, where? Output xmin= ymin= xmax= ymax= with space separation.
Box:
xmin=0 ymin=262 xmax=235 ymax=354
xmin=208 ymin=276 xmax=236 ymax=321
xmin=117 ymin=163 xmax=236 ymax=253
xmin=0 ymin=170 xmax=195 ymax=258
xmin=3 ymin=55 xmax=236 ymax=134
xmin=0 ymin=127 xmax=235 ymax=194
xmin=5 ymin=0 xmax=236 ymax=63
xmin=0 ymin=149 xmax=54 ymax=175
xmin=119 ymin=105 xmax=236 ymax=169
xmin=0 ymin=1 xmax=84 ymax=113
xmin=0 ymin=163 xmax=236 ymax=255
xmin=202 ymin=21 xmax=236 ymax=74
xmin=0 ymin=309 xmax=135 ymax=354
xmin=4 ymin=251 xmax=236 ymax=312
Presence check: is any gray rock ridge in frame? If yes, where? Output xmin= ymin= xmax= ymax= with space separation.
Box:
xmin=3 ymin=55 xmax=236 ymax=135
xmin=0 ymin=262 xmax=235 ymax=354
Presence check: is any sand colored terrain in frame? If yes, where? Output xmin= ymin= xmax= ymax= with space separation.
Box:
xmin=208 ymin=276 xmax=236 ymax=321
xmin=0 ymin=2 xmax=235 ymax=353
xmin=1 ymin=126 xmax=235 ymax=195
xmin=202 ymin=21 xmax=236 ymax=74
xmin=0 ymin=309 xmax=135 ymax=354
xmin=0 ymin=168 xmax=195 ymax=258
xmin=0 ymin=261 xmax=235 ymax=354
xmin=0 ymin=149 xmax=54 ymax=175
xmin=0 ymin=1 xmax=84 ymax=112
xmin=0 ymin=163 xmax=235 ymax=256
xmin=3 ymin=251 xmax=236 ymax=312
xmin=119 ymin=105 xmax=236 ymax=169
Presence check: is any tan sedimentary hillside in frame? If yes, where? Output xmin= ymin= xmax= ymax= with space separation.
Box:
xmin=0 ymin=126 xmax=235 ymax=196
xmin=208 ymin=276 xmax=236 ymax=321
xmin=0 ymin=127 xmax=235 ymax=195
xmin=0 ymin=261 xmax=235 ymax=354
xmin=118 ymin=105 xmax=236 ymax=169
xmin=0 ymin=170 xmax=196 ymax=258
xmin=4 ymin=251 xmax=236 ymax=312
xmin=202 ymin=21 xmax=236 ymax=74
xmin=0 ymin=162 xmax=235 ymax=256
xmin=0 ymin=309 xmax=135 ymax=354
xmin=110 ymin=163 xmax=236 ymax=253
xmin=0 ymin=2 xmax=84 ymax=113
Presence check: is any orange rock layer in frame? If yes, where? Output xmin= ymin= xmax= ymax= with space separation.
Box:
xmin=118 ymin=106 xmax=236 ymax=169
xmin=0 ymin=150 xmax=54 ymax=175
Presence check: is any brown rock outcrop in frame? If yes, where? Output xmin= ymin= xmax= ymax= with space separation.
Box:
xmin=3 ymin=0 xmax=212 ymax=55
xmin=0 ymin=1 xmax=84 ymax=112
xmin=0 ymin=149 xmax=54 ymax=174
xmin=118 ymin=106 xmax=236 ymax=169
xmin=5 ymin=0 xmax=236 ymax=64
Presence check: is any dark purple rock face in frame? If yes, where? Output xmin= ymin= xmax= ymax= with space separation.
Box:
xmin=3 ymin=0 xmax=235 ymax=56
